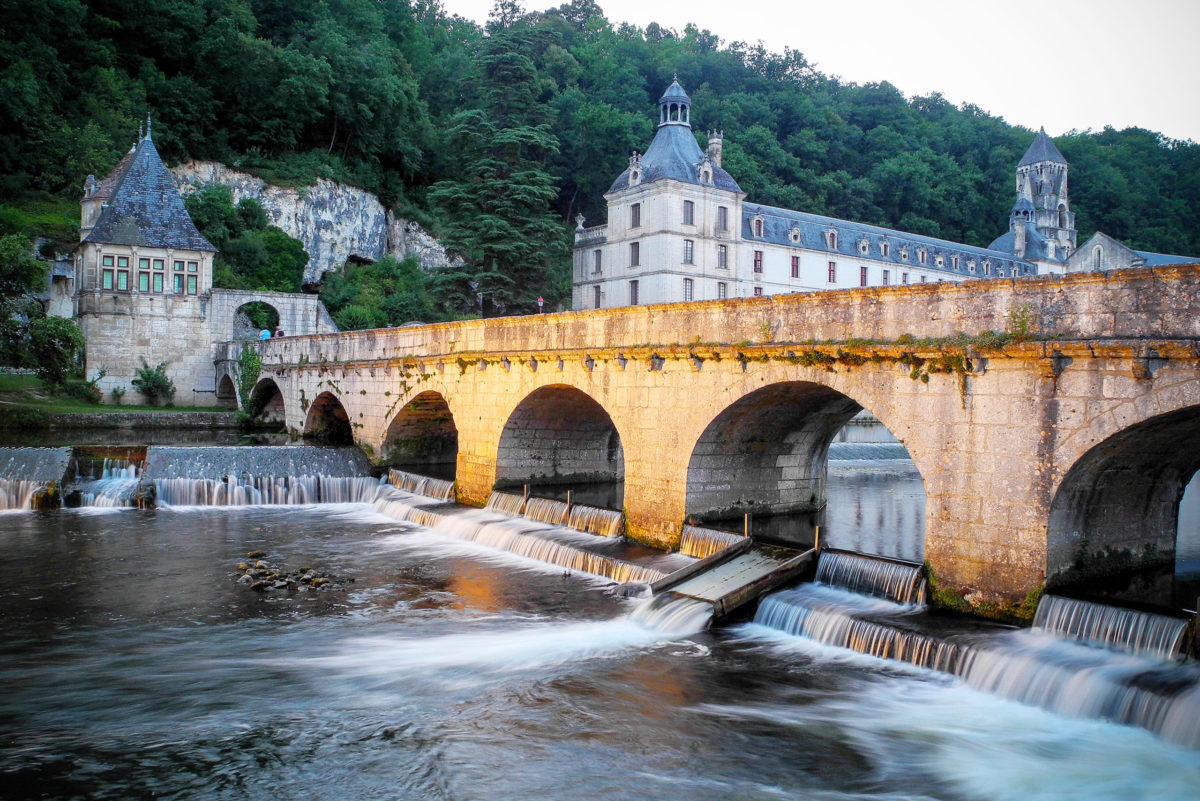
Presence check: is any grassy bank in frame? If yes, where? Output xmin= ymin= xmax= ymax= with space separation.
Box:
xmin=0 ymin=374 xmax=218 ymax=418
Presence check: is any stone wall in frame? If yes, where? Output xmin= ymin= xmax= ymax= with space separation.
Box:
xmin=171 ymin=161 xmax=463 ymax=283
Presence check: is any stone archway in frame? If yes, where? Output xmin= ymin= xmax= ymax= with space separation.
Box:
xmin=215 ymin=374 xmax=238 ymax=409
xmin=233 ymin=301 xmax=281 ymax=340
xmin=248 ymin=377 xmax=285 ymax=423
xmin=383 ymin=391 xmax=458 ymax=476
xmin=685 ymin=381 xmax=867 ymax=520
xmin=303 ymin=391 xmax=353 ymax=445
xmin=494 ymin=385 xmax=623 ymax=488
xmin=1047 ymin=405 xmax=1200 ymax=587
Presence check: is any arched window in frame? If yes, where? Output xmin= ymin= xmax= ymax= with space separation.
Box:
xmin=1058 ymin=204 xmax=1068 ymax=229
xmin=827 ymin=230 xmax=838 ymax=249
xmin=753 ymin=217 xmax=764 ymax=238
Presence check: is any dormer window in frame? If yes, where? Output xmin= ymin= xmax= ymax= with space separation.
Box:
xmin=858 ymin=238 xmax=869 ymax=255
xmin=698 ymin=163 xmax=713 ymax=184
xmin=629 ymin=168 xmax=641 ymax=186
xmin=753 ymin=216 xmax=764 ymax=238
xmin=951 ymin=256 xmax=960 ymax=270
xmin=826 ymin=230 xmax=838 ymax=250
xmin=788 ymin=225 xmax=801 ymax=244
xmin=899 ymin=246 xmax=909 ymax=261
xmin=917 ymin=248 xmax=927 ymax=265
xmin=880 ymin=242 xmax=890 ymax=258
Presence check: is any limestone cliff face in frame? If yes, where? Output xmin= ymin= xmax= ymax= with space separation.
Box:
xmin=171 ymin=161 xmax=462 ymax=284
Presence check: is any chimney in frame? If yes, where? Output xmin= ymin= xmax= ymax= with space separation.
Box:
xmin=707 ymin=130 xmax=723 ymax=168
xmin=1014 ymin=223 xmax=1026 ymax=258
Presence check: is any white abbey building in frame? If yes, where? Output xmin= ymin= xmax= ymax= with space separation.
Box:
xmin=572 ymin=80 xmax=1072 ymax=310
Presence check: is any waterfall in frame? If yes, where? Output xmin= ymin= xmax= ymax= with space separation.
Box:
xmin=630 ymin=593 xmax=714 ymax=633
xmin=751 ymin=582 xmax=1200 ymax=749
xmin=145 ymin=446 xmax=372 ymax=481
xmin=0 ymin=479 xmax=43 ymax=510
xmin=0 ymin=447 xmax=72 ymax=510
xmin=485 ymin=491 xmax=527 ymax=515
xmin=372 ymin=501 xmax=667 ymax=585
xmin=1032 ymin=595 xmax=1189 ymax=661
xmin=755 ymin=587 xmax=966 ymax=673
xmin=815 ymin=551 xmax=926 ymax=605
xmin=155 ymin=475 xmax=381 ymax=506
xmin=73 ymin=458 xmax=143 ymax=508
xmin=388 ymin=469 xmax=456 ymax=501
xmin=568 ymin=504 xmax=623 ymax=538
xmin=523 ymin=497 xmax=569 ymax=525
xmin=679 ymin=525 xmax=745 ymax=559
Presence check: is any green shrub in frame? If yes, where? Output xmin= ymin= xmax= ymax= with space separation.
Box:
xmin=28 ymin=316 xmax=84 ymax=387
xmin=131 ymin=360 xmax=176 ymax=405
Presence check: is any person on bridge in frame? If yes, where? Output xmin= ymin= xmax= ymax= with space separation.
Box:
xmin=273 ymin=328 xmax=284 ymax=338
xmin=258 ymin=329 xmax=271 ymax=340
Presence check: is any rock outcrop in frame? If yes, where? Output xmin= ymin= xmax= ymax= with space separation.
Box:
xmin=171 ymin=161 xmax=462 ymax=284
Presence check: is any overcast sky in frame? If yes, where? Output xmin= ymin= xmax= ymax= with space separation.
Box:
xmin=440 ymin=0 xmax=1200 ymax=143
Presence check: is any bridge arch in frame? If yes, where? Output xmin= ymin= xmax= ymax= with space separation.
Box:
xmin=494 ymin=385 xmax=623 ymax=489
xmin=383 ymin=390 xmax=459 ymax=475
xmin=303 ymin=391 xmax=353 ymax=445
xmin=248 ymin=377 xmax=286 ymax=423
xmin=215 ymin=374 xmax=238 ymax=409
xmin=685 ymin=380 xmax=915 ymax=524
xmin=1047 ymin=404 xmax=1200 ymax=586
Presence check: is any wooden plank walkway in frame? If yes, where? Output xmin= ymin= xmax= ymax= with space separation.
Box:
xmin=662 ymin=544 xmax=815 ymax=620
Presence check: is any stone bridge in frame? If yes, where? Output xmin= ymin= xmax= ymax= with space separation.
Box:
xmin=250 ymin=264 xmax=1200 ymax=612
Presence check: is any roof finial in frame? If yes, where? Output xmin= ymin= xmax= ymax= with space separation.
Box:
xmin=146 ymin=114 xmax=153 ymax=141
xmin=673 ymin=72 xmax=678 ymax=82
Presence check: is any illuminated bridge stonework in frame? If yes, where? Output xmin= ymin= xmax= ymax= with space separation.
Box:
xmin=253 ymin=265 xmax=1200 ymax=611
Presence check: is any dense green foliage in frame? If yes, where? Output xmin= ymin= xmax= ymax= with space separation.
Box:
xmin=320 ymin=255 xmax=436 ymax=329
xmin=27 ymin=316 xmax=85 ymax=387
xmin=2 ymin=0 xmax=1198 ymax=319
xmin=0 ymin=234 xmax=51 ymax=367
xmin=184 ymin=184 xmax=308 ymax=293
xmin=131 ymin=359 xmax=176 ymax=405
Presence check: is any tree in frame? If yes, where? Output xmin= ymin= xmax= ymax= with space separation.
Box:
xmin=185 ymin=185 xmax=309 ymax=292
xmin=28 ymin=316 xmax=83 ymax=387
xmin=428 ymin=29 xmax=569 ymax=315
xmin=0 ymin=234 xmax=47 ymax=302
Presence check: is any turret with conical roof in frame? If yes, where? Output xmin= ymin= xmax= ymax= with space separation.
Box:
xmin=991 ymin=127 xmax=1075 ymax=267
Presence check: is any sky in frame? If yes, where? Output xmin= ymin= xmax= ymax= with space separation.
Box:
xmin=439 ymin=0 xmax=1200 ymax=143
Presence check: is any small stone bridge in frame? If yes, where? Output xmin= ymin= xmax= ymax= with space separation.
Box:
xmin=250 ymin=264 xmax=1200 ymax=613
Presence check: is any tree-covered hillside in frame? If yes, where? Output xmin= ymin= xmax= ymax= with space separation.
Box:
xmin=3 ymin=0 xmax=1198 ymax=319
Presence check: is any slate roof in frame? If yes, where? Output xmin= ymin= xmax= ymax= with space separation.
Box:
xmin=83 ymin=136 xmax=216 ymax=252
xmin=659 ymin=79 xmax=691 ymax=104
xmin=1018 ymin=128 xmax=1067 ymax=167
xmin=1134 ymin=249 xmax=1198 ymax=266
xmin=607 ymin=124 xmax=743 ymax=195
xmin=988 ymin=223 xmax=1058 ymax=262
xmin=745 ymin=203 xmax=1035 ymax=277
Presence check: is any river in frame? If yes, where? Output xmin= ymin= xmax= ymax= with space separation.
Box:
xmin=1 ymin=451 xmax=1198 ymax=800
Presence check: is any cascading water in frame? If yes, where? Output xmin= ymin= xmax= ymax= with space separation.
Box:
xmin=523 ymin=497 xmax=569 ymax=525
xmin=0 ymin=447 xmax=72 ymax=510
xmin=156 ymin=475 xmax=381 ymax=506
xmin=74 ymin=460 xmax=143 ymax=508
xmin=679 ymin=525 xmax=746 ymax=559
xmin=815 ymin=550 xmax=926 ymax=604
xmin=568 ymin=504 xmax=623 ymax=538
xmin=630 ymin=592 xmax=714 ymax=633
xmin=484 ymin=491 xmax=527 ymax=515
xmin=1032 ymin=594 xmax=1190 ymax=660
xmin=147 ymin=446 xmax=379 ymax=507
xmin=374 ymin=500 xmax=668 ymax=585
xmin=751 ymin=552 xmax=1200 ymax=748
xmin=387 ymin=469 xmax=456 ymax=501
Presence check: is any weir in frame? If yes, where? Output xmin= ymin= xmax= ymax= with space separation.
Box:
xmin=0 ymin=447 xmax=72 ymax=509
xmin=752 ymin=552 xmax=1200 ymax=748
